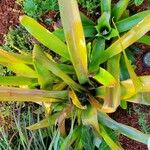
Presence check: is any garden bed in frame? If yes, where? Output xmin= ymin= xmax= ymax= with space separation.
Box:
xmin=0 ymin=0 xmax=150 ymax=149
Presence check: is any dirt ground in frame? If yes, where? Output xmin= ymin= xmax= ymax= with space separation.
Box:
xmin=111 ymin=104 xmax=150 ymax=150
xmin=0 ymin=0 xmax=23 ymax=45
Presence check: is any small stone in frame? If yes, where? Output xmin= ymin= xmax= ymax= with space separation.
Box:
xmin=143 ymin=52 xmax=150 ymax=67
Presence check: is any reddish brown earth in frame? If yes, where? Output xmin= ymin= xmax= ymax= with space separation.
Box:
xmin=0 ymin=0 xmax=23 ymax=45
xmin=0 ymin=0 xmax=150 ymax=150
xmin=111 ymin=104 xmax=150 ymax=150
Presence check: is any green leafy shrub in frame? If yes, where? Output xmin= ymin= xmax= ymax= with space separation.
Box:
xmin=22 ymin=0 xmax=100 ymax=19
xmin=23 ymin=0 xmax=58 ymax=19
xmin=3 ymin=26 xmax=33 ymax=52
xmin=133 ymin=0 xmax=144 ymax=6
xmin=78 ymin=0 xmax=99 ymax=13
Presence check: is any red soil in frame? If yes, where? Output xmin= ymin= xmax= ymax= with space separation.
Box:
xmin=0 ymin=0 xmax=23 ymax=45
xmin=111 ymin=104 xmax=150 ymax=150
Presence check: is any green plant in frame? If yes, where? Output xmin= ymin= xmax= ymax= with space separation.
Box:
xmin=23 ymin=0 xmax=99 ymax=19
xmin=0 ymin=65 xmax=12 ymax=76
xmin=0 ymin=26 xmax=33 ymax=77
xmin=78 ymin=0 xmax=99 ymax=13
xmin=23 ymin=0 xmax=59 ymax=19
xmin=3 ymin=26 xmax=33 ymax=53
xmin=0 ymin=0 xmax=150 ymax=149
xmin=133 ymin=106 xmax=150 ymax=134
xmin=130 ymin=0 xmax=145 ymax=6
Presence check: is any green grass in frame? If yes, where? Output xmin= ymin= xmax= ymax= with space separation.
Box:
xmin=133 ymin=106 xmax=150 ymax=133
xmin=0 ymin=103 xmax=51 ymax=149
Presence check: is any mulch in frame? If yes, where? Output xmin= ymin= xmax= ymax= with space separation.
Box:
xmin=111 ymin=104 xmax=150 ymax=150
xmin=0 ymin=0 xmax=23 ymax=45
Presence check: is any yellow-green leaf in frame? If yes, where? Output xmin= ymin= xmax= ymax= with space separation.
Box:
xmin=98 ymin=14 xmax=150 ymax=64
xmin=20 ymin=15 xmax=70 ymax=60
xmin=27 ymin=113 xmax=60 ymax=130
xmin=93 ymin=67 xmax=117 ymax=86
xmin=112 ymin=0 xmax=130 ymax=21
xmin=122 ymin=50 xmax=142 ymax=92
xmin=0 ymin=48 xmax=37 ymax=78
xmin=33 ymin=45 xmax=53 ymax=90
xmin=88 ymin=95 xmax=102 ymax=112
xmin=82 ymin=105 xmax=99 ymax=132
xmin=96 ymin=76 xmax=150 ymax=105
xmin=53 ymin=82 xmax=67 ymax=91
xmin=69 ymin=90 xmax=86 ymax=109
xmin=113 ymin=20 xmax=142 ymax=93
xmin=0 ymin=76 xmax=37 ymax=86
xmin=138 ymin=35 xmax=150 ymax=45
xmin=99 ymin=125 xmax=122 ymax=150
xmin=103 ymin=54 xmax=120 ymax=113
xmin=0 ymin=87 xmax=68 ymax=102
xmin=82 ymin=106 xmax=121 ymax=149
xmin=33 ymin=45 xmax=84 ymax=92
xmin=58 ymin=0 xmax=88 ymax=84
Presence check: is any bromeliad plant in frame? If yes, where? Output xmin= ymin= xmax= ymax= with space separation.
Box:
xmin=0 ymin=0 xmax=150 ymax=149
